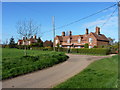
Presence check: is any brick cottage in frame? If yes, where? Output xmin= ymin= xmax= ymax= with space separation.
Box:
xmin=18 ymin=35 xmax=42 ymax=45
xmin=54 ymin=27 xmax=109 ymax=48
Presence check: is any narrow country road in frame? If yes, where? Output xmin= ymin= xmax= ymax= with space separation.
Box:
xmin=2 ymin=54 xmax=112 ymax=88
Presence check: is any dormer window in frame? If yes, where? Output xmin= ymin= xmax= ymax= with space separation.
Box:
xmin=78 ymin=38 xmax=81 ymax=43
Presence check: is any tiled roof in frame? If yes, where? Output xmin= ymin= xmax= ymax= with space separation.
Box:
xmin=91 ymin=32 xmax=109 ymax=41
xmin=57 ymin=35 xmax=82 ymax=42
xmin=56 ymin=32 xmax=109 ymax=42
xmin=18 ymin=40 xmax=23 ymax=42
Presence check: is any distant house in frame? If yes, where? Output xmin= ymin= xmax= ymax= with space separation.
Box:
xmin=43 ymin=40 xmax=53 ymax=47
xmin=54 ymin=27 xmax=109 ymax=48
xmin=18 ymin=35 xmax=43 ymax=45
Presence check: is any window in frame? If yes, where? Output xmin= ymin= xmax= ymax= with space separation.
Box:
xmin=89 ymin=38 xmax=93 ymax=44
xmin=78 ymin=46 xmax=81 ymax=48
xmin=29 ymin=41 xmax=31 ymax=45
xmin=67 ymin=46 xmax=70 ymax=48
xmin=78 ymin=38 xmax=81 ymax=43
xmin=59 ymin=45 xmax=62 ymax=47
xmin=89 ymin=46 xmax=92 ymax=48
xmin=56 ymin=40 xmax=58 ymax=44
xmin=67 ymin=39 xmax=70 ymax=43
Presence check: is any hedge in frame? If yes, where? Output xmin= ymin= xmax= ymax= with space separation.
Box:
xmin=31 ymin=47 xmax=110 ymax=55
xmin=71 ymin=48 xmax=110 ymax=55
xmin=15 ymin=46 xmax=111 ymax=55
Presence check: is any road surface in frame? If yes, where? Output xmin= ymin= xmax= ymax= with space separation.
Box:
xmin=2 ymin=54 xmax=112 ymax=88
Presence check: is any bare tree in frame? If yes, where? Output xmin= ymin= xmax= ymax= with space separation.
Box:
xmin=107 ymin=37 xmax=115 ymax=45
xmin=16 ymin=19 xmax=41 ymax=56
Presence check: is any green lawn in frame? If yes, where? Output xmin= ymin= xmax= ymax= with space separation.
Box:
xmin=54 ymin=55 xmax=118 ymax=88
xmin=2 ymin=48 xmax=69 ymax=80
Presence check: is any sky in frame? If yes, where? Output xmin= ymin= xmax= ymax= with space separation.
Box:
xmin=2 ymin=2 xmax=118 ymax=44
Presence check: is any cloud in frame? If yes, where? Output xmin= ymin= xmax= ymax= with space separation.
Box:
xmin=82 ymin=13 xmax=118 ymax=41
xmin=83 ymin=14 xmax=117 ymax=29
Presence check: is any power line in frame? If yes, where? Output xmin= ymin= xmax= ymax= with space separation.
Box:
xmin=101 ymin=6 xmax=118 ymax=28
xmin=41 ymin=3 xmax=117 ymax=36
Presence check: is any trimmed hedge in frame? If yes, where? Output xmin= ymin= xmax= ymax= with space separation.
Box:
xmin=32 ymin=47 xmax=110 ymax=55
xmin=71 ymin=48 xmax=110 ymax=55
xmin=16 ymin=46 xmax=110 ymax=55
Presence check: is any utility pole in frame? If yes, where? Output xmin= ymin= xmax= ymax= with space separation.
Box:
xmin=118 ymin=2 xmax=120 ymax=89
xmin=118 ymin=2 xmax=120 ymax=55
xmin=52 ymin=16 xmax=55 ymax=51
xmin=118 ymin=2 xmax=120 ymax=43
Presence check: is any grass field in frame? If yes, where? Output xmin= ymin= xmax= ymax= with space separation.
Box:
xmin=2 ymin=48 xmax=69 ymax=80
xmin=54 ymin=55 xmax=118 ymax=88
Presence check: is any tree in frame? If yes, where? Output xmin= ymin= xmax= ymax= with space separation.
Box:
xmin=107 ymin=37 xmax=115 ymax=45
xmin=38 ymin=37 xmax=43 ymax=47
xmin=16 ymin=19 xmax=41 ymax=56
xmin=9 ymin=36 xmax=15 ymax=48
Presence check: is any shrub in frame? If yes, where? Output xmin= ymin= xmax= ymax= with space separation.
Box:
xmin=84 ymin=43 xmax=89 ymax=48
xmin=93 ymin=46 xmax=97 ymax=48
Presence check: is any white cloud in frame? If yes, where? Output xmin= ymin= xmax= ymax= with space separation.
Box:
xmin=82 ymin=14 xmax=118 ymax=41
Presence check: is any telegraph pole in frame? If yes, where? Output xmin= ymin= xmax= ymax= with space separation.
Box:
xmin=118 ymin=2 xmax=120 ymax=89
xmin=118 ymin=2 xmax=120 ymax=55
xmin=118 ymin=2 xmax=120 ymax=43
xmin=52 ymin=16 xmax=55 ymax=51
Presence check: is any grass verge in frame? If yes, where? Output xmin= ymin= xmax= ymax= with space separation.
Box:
xmin=54 ymin=55 xmax=118 ymax=88
xmin=2 ymin=48 xmax=69 ymax=80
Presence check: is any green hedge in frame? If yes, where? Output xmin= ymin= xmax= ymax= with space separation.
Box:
xmin=16 ymin=46 xmax=110 ymax=55
xmin=31 ymin=47 xmax=110 ymax=55
xmin=71 ymin=48 xmax=110 ymax=55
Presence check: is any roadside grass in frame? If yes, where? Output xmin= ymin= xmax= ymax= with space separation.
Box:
xmin=54 ymin=55 xmax=118 ymax=88
xmin=2 ymin=48 xmax=69 ymax=80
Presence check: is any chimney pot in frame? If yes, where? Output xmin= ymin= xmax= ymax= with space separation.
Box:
xmin=95 ymin=26 xmax=100 ymax=35
xmin=31 ymin=36 xmax=33 ymax=38
xmin=22 ymin=37 xmax=25 ymax=40
xmin=86 ymin=28 xmax=89 ymax=34
xmin=69 ymin=31 xmax=72 ymax=36
xmin=62 ymin=32 xmax=65 ymax=36
xmin=33 ymin=35 xmax=36 ymax=39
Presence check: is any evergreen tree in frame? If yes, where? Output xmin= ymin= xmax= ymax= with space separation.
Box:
xmin=9 ymin=36 xmax=15 ymax=48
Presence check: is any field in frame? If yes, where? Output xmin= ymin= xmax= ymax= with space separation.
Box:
xmin=54 ymin=55 xmax=118 ymax=88
xmin=2 ymin=48 xmax=69 ymax=80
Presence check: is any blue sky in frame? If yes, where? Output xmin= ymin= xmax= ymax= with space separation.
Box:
xmin=2 ymin=2 xmax=118 ymax=44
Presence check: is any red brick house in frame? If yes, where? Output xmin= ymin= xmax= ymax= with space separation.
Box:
xmin=18 ymin=35 xmax=43 ymax=45
xmin=43 ymin=40 xmax=53 ymax=47
xmin=54 ymin=27 xmax=109 ymax=48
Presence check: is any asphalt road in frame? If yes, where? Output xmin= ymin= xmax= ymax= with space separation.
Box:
xmin=2 ymin=54 xmax=111 ymax=88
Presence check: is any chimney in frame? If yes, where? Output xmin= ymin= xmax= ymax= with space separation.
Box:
xmin=86 ymin=28 xmax=89 ymax=34
xmin=69 ymin=31 xmax=72 ymax=36
xmin=31 ymin=36 xmax=33 ymax=39
xmin=22 ymin=37 xmax=25 ymax=40
xmin=62 ymin=32 xmax=65 ymax=36
xmin=33 ymin=35 xmax=36 ymax=39
xmin=95 ymin=26 xmax=100 ymax=35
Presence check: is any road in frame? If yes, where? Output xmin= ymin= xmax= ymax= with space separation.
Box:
xmin=2 ymin=54 xmax=111 ymax=88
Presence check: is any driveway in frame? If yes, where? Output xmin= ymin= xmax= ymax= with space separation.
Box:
xmin=2 ymin=54 xmax=112 ymax=88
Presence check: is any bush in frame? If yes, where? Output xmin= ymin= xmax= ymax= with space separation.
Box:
xmin=84 ymin=43 xmax=89 ymax=48
xmin=93 ymin=46 xmax=97 ymax=48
